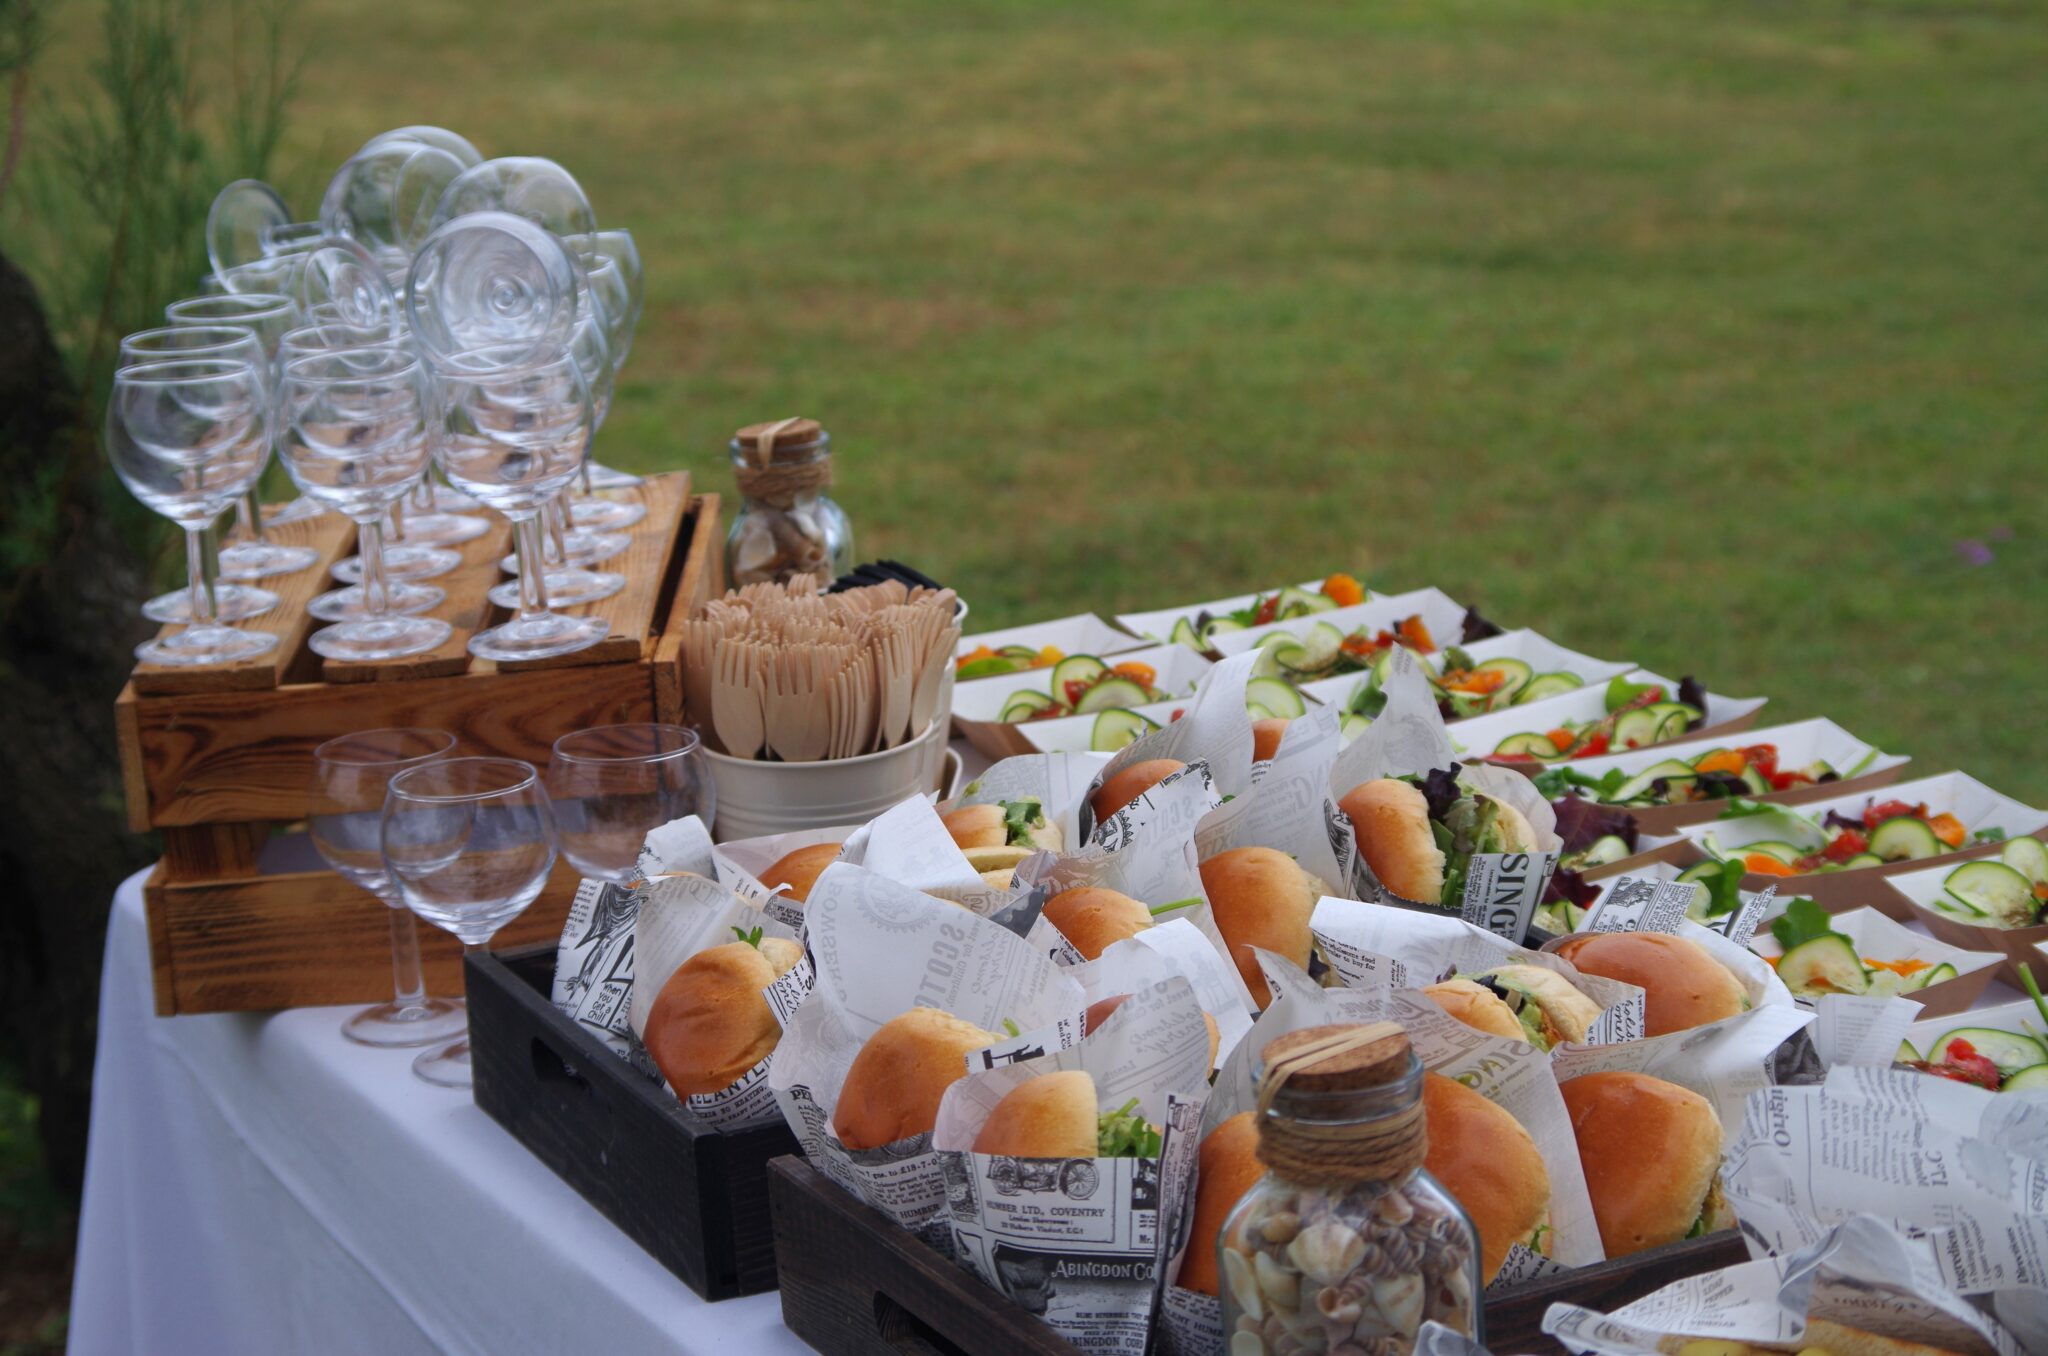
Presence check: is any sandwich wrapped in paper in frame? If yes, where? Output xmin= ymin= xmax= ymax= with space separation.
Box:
xmin=933 ymin=976 xmax=1213 ymax=1355
xmin=1543 ymin=1214 xmax=2026 ymax=1356
xmin=1330 ymin=649 xmax=1563 ymax=941
xmin=950 ymin=750 xmax=1115 ymax=852
xmin=625 ymin=871 xmax=809 ymax=1129
xmin=1064 ymin=918 xmax=1256 ymax=1072
xmin=1193 ymin=699 xmax=1355 ymax=896
xmin=768 ymin=862 xmax=1086 ymax=1247
xmin=712 ymin=824 xmax=855 ymax=928
xmin=1079 ymin=650 xmax=1266 ymax=843
xmin=551 ymin=814 xmax=717 ymax=1070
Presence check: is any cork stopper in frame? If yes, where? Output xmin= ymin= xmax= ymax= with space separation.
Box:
xmin=734 ymin=417 xmax=823 ymax=457
xmin=1260 ymin=1023 xmax=1412 ymax=1094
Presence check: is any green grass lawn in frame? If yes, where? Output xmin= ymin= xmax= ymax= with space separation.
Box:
xmin=36 ymin=0 xmax=2048 ymax=801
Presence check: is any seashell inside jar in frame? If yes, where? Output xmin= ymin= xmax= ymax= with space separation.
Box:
xmin=1216 ymin=1024 xmax=1482 ymax=1356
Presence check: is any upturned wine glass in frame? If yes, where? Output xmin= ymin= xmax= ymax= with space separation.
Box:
xmin=321 ymin=138 xmax=469 ymax=258
xmin=567 ymin=232 xmax=645 ymax=500
xmin=311 ymin=730 xmax=467 ymax=1046
xmin=381 ymin=757 xmax=558 ymax=1086
xmin=277 ymin=348 xmax=453 ymax=660
xmin=431 ymin=347 xmax=609 ymax=661
xmin=404 ymin=211 xmax=581 ymax=376
xmin=547 ymin=724 xmax=715 ymax=884
xmin=164 ymin=291 xmax=326 ymax=567
xmin=430 ymin=156 xmax=597 ymax=238
xmin=205 ymin=179 xmax=293 ymax=277
xmin=118 ymin=326 xmax=280 ymax=624
xmin=107 ymin=358 xmax=278 ymax=665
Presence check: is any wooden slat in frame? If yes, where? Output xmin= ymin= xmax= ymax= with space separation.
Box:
xmin=321 ymin=513 xmax=512 ymax=684
xmin=131 ymin=510 xmax=356 ymax=696
xmin=653 ymin=493 xmax=722 ymax=725
xmin=143 ymin=856 xmax=581 ymax=1014
xmin=122 ymin=661 xmax=657 ymax=828
xmin=160 ymin=821 xmax=270 ymax=880
xmin=114 ymin=683 xmax=151 ymax=833
xmin=496 ymin=471 xmax=691 ymax=673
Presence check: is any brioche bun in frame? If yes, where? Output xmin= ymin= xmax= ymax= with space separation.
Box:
xmin=1091 ymin=759 xmax=1186 ymax=823
xmin=1083 ymin=993 xmax=1221 ymax=1070
xmin=942 ymin=803 xmax=1011 ymax=850
xmin=1468 ymin=964 xmax=1602 ymax=1048
xmin=1177 ymin=1112 xmax=1262 ymax=1296
xmin=760 ymin=842 xmax=842 ymax=905
xmin=834 ymin=1008 xmax=1000 ymax=1150
xmin=963 ymin=844 xmax=1032 ymax=877
xmin=1424 ymin=978 xmax=1526 ymax=1043
xmin=644 ymin=937 xmax=804 ymax=1096
xmin=972 ymin=1070 xmax=1099 ymax=1158
xmin=1338 ymin=779 xmax=1446 ymax=903
xmin=1561 ymin=1071 xmax=1723 ymax=1258
xmin=1198 ymin=846 xmax=1317 ymax=1009
xmin=1422 ymin=1072 xmax=1552 ymax=1283
xmin=1251 ymin=717 xmax=1290 ymax=762
xmin=1551 ymin=932 xmax=1747 ymax=1036
xmin=1044 ymin=887 xmax=1153 ymax=960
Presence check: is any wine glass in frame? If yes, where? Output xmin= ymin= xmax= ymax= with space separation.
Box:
xmin=205 ymin=179 xmax=292 ymax=277
xmin=320 ymin=138 xmax=469 ymax=258
xmin=404 ymin=211 xmax=581 ymax=376
xmin=430 ymin=346 xmax=609 ymax=660
xmin=311 ymin=729 xmax=467 ymax=1046
xmin=118 ymin=326 xmax=281 ymax=624
xmin=277 ymin=347 xmax=453 ymax=660
xmin=381 ymin=757 xmax=558 ymax=1086
xmin=547 ymin=724 xmax=715 ymax=884
xmin=106 ymin=358 xmax=278 ymax=665
xmin=360 ymin=125 xmax=483 ymax=169
xmin=566 ymin=230 xmax=645 ymax=498
xmin=164 ymin=291 xmax=327 ymax=565
xmin=214 ymin=254 xmax=303 ymax=297
xmin=430 ymin=156 xmax=597 ymax=238
xmin=291 ymin=238 xmax=403 ymax=336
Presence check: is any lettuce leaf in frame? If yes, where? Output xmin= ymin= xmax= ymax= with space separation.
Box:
xmin=1769 ymin=897 xmax=1841 ymax=953
xmin=1097 ymin=1099 xmax=1162 ymax=1157
xmin=1550 ymin=793 xmax=1638 ymax=855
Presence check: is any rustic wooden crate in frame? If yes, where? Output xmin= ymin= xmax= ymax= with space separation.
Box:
xmin=467 ymin=943 xmax=799 ymax=1301
xmin=115 ymin=476 xmax=726 ymax=1015
xmin=767 ymin=1156 xmax=1748 ymax=1356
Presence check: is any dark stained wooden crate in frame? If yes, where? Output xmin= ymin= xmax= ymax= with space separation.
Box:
xmin=767 ymin=1155 xmax=1749 ymax=1356
xmin=467 ymin=942 xmax=800 ymax=1302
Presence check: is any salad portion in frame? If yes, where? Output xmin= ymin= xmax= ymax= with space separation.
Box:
xmin=1698 ymin=795 xmax=2010 ymax=878
xmin=998 ymin=657 xmax=1175 ymax=724
xmin=1534 ymin=741 xmax=1850 ymax=809
xmin=1312 ymin=639 xmax=1588 ymax=720
xmin=1246 ymin=613 xmax=1439 ymax=684
xmin=1920 ymin=837 xmax=2048 ymax=929
xmin=1896 ymin=973 xmax=2048 ymax=1093
xmin=1485 ymin=674 xmax=1707 ymax=762
xmin=957 ymin=641 xmax=1064 ymax=681
xmin=1140 ymin=574 xmax=1367 ymax=652
xmin=1761 ymin=899 xmax=1958 ymax=999
xmin=1083 ymin=678 xmax=1309 ymax=753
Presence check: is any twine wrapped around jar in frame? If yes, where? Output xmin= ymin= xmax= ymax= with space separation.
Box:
xmin=726 ymin=417 xmax=853 ymax=586
xmin=1253 ymin=1022 xmax=1428 ymax=1186
xmin=734 ymin=416 xmax=834 ymax=509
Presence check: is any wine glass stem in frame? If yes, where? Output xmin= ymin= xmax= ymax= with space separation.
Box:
xmin=511 ymin=513 xmax=554 ymax=620
xmin=184 ymin=525 xmax=219 ymax=625
xmin=389 ymin=494 xmax=408 ymax=544
xmin=239 ymin=488 xmax=268 ymax=544
xmin=578 ymin=459 xmax=593 ymax=498
xmin=387 ymin=904 xmax=431 ymax=1015
xmin=358 ymin=516 xmax=393 ymax=618
xmin=544 ymin=496 xmax=567 ymax=566
xmin=411 ymin=473 xmax=436 ymax=513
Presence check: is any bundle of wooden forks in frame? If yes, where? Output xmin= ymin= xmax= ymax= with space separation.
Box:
xmin=679 ymin=574 xmax=961 ymax=761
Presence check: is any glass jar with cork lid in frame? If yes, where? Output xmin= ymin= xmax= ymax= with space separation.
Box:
xmin=1217 ymin=1023 xmax=1482 ymax=1356
xmin=725 ymin=417 xmax=854 ymax=587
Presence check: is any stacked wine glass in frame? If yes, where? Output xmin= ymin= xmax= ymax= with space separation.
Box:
xmin=109 ymin=124 xmax=650 ymax=665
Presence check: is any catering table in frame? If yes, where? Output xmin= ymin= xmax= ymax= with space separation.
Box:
xmin=69 ymin=869 xmax=812 ymax=1356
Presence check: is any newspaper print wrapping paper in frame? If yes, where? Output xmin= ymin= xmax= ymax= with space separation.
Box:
xmin=551 ymin=814 xmax=718 ymax=1071
xmin=1543 ymin=1214 xmax=2024 ymax=1356
xmin=934 ymin=977 xmax=1212 ymax=1355
xmin=1194 ymin=699 xmax=1354 ymax=894
xmin=952 ymin=749 xmax=1115 ymax=852
xmin=1326 ymin=648 xmax=1563 ymax=941
xmin=1082 ymin=650 xmax=1265 ymax=841
xmin=1065 ymin=918 xmax=1256 ymax=1071
xmin=711 ymin=823 xmax=855 ymax=929
xmin=768 ymin=861 xmax=1087 ymax=1246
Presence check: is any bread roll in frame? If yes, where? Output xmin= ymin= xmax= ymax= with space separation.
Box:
xmin=1424 ymin=978 xmax=1526 ymax=1043
xmin=1044 ymin=887 xmax=1153 ymax=960
xmin=759 ymin=842 xmax=842 ymax=906
xmin=834 ymin=1008 xmax=1001 ymax=1150
xmin=1561 ymin=1071 xmax=1723 ymax=1258
xmin=972 ymin=1070 xmax=1098 ymax=1158
xmin=1465 ymin=964 xmax=1602 ymax=1048
xmin=1090 ymin=759 xmax=1186 ymax=823
xmin=1177 ymin=1112 xmax=1261 ymax=1296
xmin=644 ymin=936 xmax=805 ymax=1095
xmin=1337 ymin=779 xmax=1446 ymax=903
xmin=1551 ymin=932 xmax=1747 ymax=1036
xmin=942 ymin=801 xmax=1063 ymax=853
xmin=1422 ymin=1072 xmax=1552 ymax=1283
xmin=1198 ymin=846 xmax=1317 ymax=1008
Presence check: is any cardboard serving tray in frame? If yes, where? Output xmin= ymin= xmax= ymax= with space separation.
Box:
xmin=1209 ymin=585 xmax=1471 ymax=659
xmin=1882 ymin=858 xmax=2048 ymax=992
xmin=1452 ymin=668 xmax=1767 ymax=765
xmin=1747 ymin=904 xmax=2005 ymax=1018
xmin=1661 ymin=771 xmax=2048 ymax=913
xmin=1292 ymin=627 xmax=1635 ymax=718
xmin=952 ymin=643 xmax=1212 ymax=761
xmin=1902 ymin=996 xmax=2048 ymax=1069
xmin=766 ymin=1155 xmax=1746 ymax=1356
xmin=466 ymin=942 xmax=799 ymax=1301
xmin=955 ymin=613 xmax=1144 ymax=664
xmin=1536 ymin=717 xmax=1911 ymax=837
xmin=1114 ymin=579 xmax=1369 ymax=648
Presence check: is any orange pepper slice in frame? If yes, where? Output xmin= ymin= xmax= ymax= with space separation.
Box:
xmin=1320 ymin=573 xmax=1366 ymax=608
xmin=1398 ymin=615 xmax=1436 ymax=651
xmin=1866 ymin=957 xmax=1931 ymax=977
xmin=1034 ymin=645 xmax=1064 ymax=667
xmin=1547 ymin=728 xmax=1575 ymax=753
xmin=1743 ymin=853 xmax=1796 ymax=877
xmin=1928 ymin=813 xmax=1966 ymax=849
xmin=1111 ymin=661 xmax=1157 ymax=688
xmin=1694 ymin=750 xmax=1747 ymax=777
xmin=1443 ymin=669 xmax=1508 ymax=695
xmin=956 ymin=644 xmax=997 ymax=670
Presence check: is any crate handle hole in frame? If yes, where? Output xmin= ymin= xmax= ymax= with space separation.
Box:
xmin=871 ymin=1291 xmax=972 ymax=1356
xmin=530 ymin=1037 xmax=592 ymax=1094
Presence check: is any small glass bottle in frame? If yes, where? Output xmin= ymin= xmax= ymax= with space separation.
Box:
xmin=725 ymin=417 xmax=854 ymax=587
xmin=1217 ymin=1024 xmax=1482 ymax=1356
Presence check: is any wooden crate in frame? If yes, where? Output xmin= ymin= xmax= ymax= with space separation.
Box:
xmin=115 ymin=476 xmax=726 ymax=1015
xmin=767 ymin=1156 xmax=1749 ymax=1356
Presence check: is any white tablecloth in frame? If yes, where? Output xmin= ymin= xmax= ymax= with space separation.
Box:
xmin=69 ymin=869 xmax=812 ymax=1356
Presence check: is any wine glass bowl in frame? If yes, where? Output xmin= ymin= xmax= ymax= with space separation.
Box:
xmin=321 ymin=139 xmax=468 ymax=258
xmin=547 ymin=724 xmax=715 ymax=884
xmin=206 ymin=179 xmax=293 ymax=276
xmin=431 ymin=156 xmax=597 ymax=238
xmin=292 ymin=239 xmax=402 ymax=335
